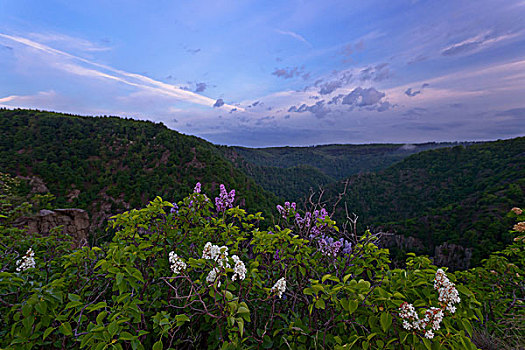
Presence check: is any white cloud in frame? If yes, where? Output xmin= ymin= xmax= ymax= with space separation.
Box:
xmin=275 ymin=29 xmax=312 ymax=47
xmin=28 ymin=32 xmax=111 ymax=52
xmin=0 ymin=32 xmax=241 ymax=110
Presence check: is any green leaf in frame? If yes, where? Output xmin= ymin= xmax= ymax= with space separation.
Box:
xmin=347 ymin=299 xmax=358 ymax=314
xmin=116 ymin=272 xmax=124 ymax=286
xmin=174 ymin=314 xmax=190 ymax=327
xmin=68 ymin=293 xmax=81 ymax=302
xmin=96 ymin=311 xmax=108 ymax=325
xmin=87 ymin=301 xmax=107 ymax=312
xmin=315 ymin=298 xmax=326 ymax=309
xmin=108 ymin=321 xmax=118 ymax=337
xmin=380 ymin=312 xmax=392 ymax=333
xmin=43 ymin=326 xmax=55 ymax=340
xmin=322 ymin=274 xmax=332 ymax=283
xmin=238 ymin=318 xmax=244 ymax=337
xmin=152 ymin=340 xmax=163 ymax=350
xmin=462 ymin=319 xmax=473 ymax=337
xmin=119 ymin=331 xmax=136 ymax=341
xmin=65 ymin=300 xmax=83 ymax=309
xmin=60 ymin=322 xmax=73 ymax=336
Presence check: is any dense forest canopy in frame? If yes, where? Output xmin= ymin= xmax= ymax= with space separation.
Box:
xmin=0 ymin=109 xmax=279 ymax=233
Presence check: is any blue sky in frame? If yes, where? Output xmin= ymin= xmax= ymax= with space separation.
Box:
xmin=1 ymin=0 xmax=524 ymax=146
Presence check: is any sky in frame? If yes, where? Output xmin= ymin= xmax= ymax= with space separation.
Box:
xmin=1 ymin=0 xmax=524 ymax=147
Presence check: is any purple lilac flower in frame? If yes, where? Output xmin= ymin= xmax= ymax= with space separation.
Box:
xmin=277 ymin=201 xmax=297 ymax=219
xmin=194 ymin=182 xmax=201 ymax=193
xmin=215 ymin=184 xmax=235 ymax=212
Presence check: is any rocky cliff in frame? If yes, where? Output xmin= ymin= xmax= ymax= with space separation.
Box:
xmin=14 ymin=208 xmax=90 ymax=247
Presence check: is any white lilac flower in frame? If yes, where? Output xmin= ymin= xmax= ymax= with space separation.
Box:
xmin=424 ymin=330 xmax=434 ymax=339
xmin=271 ymin=277 xmax=286 ymax=298
xmin=168 ymin=251 xmax=187 ymax=275
xmin=15 ymin=248 xmax=36 ymax=272
xmin=398 ymin=302 xmax=418 ymax=320
xmin=202 ymin=242 xmax=228 ymax=262
xmin=206 ymin=267 xmax=221 ymax=287
xmin=231 ymin=255 xmax=246 ymax=281
xmin=434 ymin=269 xmax=460 ymax=312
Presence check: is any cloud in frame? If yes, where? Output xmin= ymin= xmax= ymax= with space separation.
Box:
xmin=342 ymin=87 xmax=385 ymax=107
xmin=28 ymin=32 xmax=111 ymax=52
xmin=287 ymin=100 xmax=331 ymax=119
xmin=402 ymin=107 xmax=427 ymax=119
xmin=359 ymin=63 xmax=391 ymax=82
xmin=328 ymin=94 xmax=344 ymax=105
xmin=0 ymin=32 xmax=240 ymax=110
xmin=405 ymin=83 xmax=430 ymax=97
xmin=213 ymin=99 xmax=225 ymax=107
xmin=317 ymin=72 xmax=353 ymax=95
xmin=319 ymin=80 xmax=343 ymax=95
xmin=275 ymin=29 xmax=312 ymax=47
xmin=442 ymin=31 xmax=520 ymax=56
xmin=407 ymin=54 xmax=428 ymax=65
xmin=195 ymin=82 xmax=207 ymax=92
xmin=495 ymin=108 xmax=525 ymax=118
xmin=271 ymin=66 xmax=308 ymax=79
xmin=186 ymin=48 xmax=201 ymax=54
xmin=405 ymin=88 xmax=421 ymax=97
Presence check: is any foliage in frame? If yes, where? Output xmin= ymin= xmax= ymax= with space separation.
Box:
xmin=0 ymin=184 xmax=489 ymax=349
xmin=326 ymin=138 xmax=525 ymax=266
xmin=455 ymin=208 xmax=525 ymax=349
xmin=0 ymin=109 xmax=279 ymax=234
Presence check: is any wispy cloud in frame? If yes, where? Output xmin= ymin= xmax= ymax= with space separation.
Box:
xmin=28 ymin=32 xmax=111 ymax=52
xmin=275 ymin=29 xmax=312 ymax=47
xmin=442 ymin=31 xmax=521 ymax=56
xmin=0 ymin=33 xmax=240 ymax=110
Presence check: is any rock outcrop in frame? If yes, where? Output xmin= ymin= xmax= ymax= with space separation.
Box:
xmin=378 ymin=233 xmax=473 ymax=270
xmin=433 ymin=242 xmax=473 ymax=270
xmin=14 ymin=209 xmax=90 ymax=247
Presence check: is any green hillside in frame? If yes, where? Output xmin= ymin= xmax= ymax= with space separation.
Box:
xmin=221 ymin=142 xmax=467 ymax=200
xmin=326 ymin=138 xmax=525 ymax=265
xmin=0 ymin=109 xmax=279 ymax=232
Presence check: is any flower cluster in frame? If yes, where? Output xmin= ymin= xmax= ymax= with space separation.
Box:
xmin=202 ymin=242 xmax=246 ymax=286
xmin=276 ymin=201 xmax=296 ymax=219
xmin=202 ymin=242 xmax=229 ymax=263
xmin=215 ymin=184 xmax=235 ymax=212
xmin=194 ymin=182 xmax=201 ymax=193
xmin=232 ymin=255 xmax=247 ymax=281
xmin=271 ymin=277 xmax=286 ymax=298
xmin=170 ymin=203 xmax=179 ymax=214
xmin=206 ymin=267 xmax=221 ymax=286
xmin=513 ymin=221 xmax=525 ymax=232
xmin=295 ymin=208 xmax=329 ymax=232
xmin=168 ymin=251 xmax=187 ymax=275
xmin=434 ymin=269 xmax=460 ymax=313
xmin=511 ymin=207 xmax=523 ymax=215
xmin=316 ymin=235 xmax=352 ymax=257
xmin=16 ymin=248 xmax=36 ymax=272
xmin=398 ymin=269 xmax=460 ymax=339
xmin=398 ymin=302 xmax=419 ymax=330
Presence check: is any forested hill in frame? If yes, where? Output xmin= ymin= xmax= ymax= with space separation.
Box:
xmin=221 ymin=142 xmax=467 ymax=200
xmin=0 ymin=109 xmax=279 ymax=231
xmin=326 ymin=137 xmax=525 ymax=266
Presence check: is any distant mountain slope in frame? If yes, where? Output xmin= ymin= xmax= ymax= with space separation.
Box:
xmin=327 ymin=138 xmax=525 ymax=265
xmin=221 ymin=143 xmax=469 ymax=200
xmin=0 ymin=109 xmax=279 ymax=232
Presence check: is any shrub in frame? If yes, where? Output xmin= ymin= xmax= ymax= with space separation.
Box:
xmin=0 ymin=183 xmax=494 ymax=349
